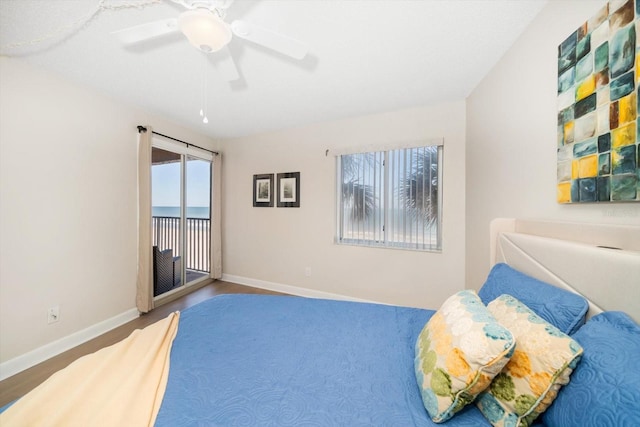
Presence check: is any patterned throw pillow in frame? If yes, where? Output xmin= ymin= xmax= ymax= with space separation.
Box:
xmin=415 ymin=290 xmax=515 ymax=423
xmin=477 ymin=294 xmax=583 ymax=427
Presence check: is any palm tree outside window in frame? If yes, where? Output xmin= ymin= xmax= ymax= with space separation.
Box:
xmin=337 ymin=144 xmax=442 ymax=251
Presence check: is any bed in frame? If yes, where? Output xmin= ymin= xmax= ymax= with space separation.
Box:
xmin=2 ymin=219 xmax=639 ymax=426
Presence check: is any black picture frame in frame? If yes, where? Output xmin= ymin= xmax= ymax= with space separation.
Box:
xmin=253 ymin=174 xmax=274 ymax=207
xmin=277 ymin=172 xmax=300 ymax=208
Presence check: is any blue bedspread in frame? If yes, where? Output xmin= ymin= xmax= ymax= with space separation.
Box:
xmin=155 ymin=294 xmax=493 ymax=426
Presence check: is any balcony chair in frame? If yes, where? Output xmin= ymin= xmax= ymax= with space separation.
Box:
xmin=153 ymin=246 xmax=181 ymax=296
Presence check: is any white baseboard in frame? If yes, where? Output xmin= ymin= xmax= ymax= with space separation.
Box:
xmin=0 ymin=308 xmax=139 ymax=381
xmin=221 ymin=274 xmax=380 ymax=304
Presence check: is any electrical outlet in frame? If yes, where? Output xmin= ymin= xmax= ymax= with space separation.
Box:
xmin=48 ymin=306 xmax=60 ymax=324
xmin=305 ymin=267 xmax=311 ymax=277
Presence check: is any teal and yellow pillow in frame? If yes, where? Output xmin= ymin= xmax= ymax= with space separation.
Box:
xmin=415 ymin=290 xmax=515 ymax=423
xmin=477 ymin=294 xmax=583 ymax=427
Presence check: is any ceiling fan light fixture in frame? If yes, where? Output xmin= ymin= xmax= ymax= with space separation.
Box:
xmin=178 ymin=9 xmax=231 ymax=53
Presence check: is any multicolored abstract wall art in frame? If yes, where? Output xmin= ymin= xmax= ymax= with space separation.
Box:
xmin=557 ymin=0 xmax=639 ymax=203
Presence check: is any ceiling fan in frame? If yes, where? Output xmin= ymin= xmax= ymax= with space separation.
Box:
xmin=112 ymin=0 xmax=308 ymax=81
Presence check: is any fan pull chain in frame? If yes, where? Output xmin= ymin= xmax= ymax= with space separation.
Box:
xmin=201 ymin=54 xmax=209 ymax=124
xmin=200 ymin=58 xmax=205 ymax=119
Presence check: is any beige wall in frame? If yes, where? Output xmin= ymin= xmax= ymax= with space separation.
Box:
xmin=0 ymin=57 xmax=216 ymax=365
xmin=465 ymin=0 xmax=639 ymax=291
xmin=220 ymin=101 xmax=467 ymax=309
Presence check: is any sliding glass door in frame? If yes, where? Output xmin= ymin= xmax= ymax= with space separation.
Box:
xmin=151 ymin=147 xmax=182 ymax=296
xmin=185 ymin=155 xmax=211 ymax=284
xmin=151 ymin=142 xmax=212 ymax=297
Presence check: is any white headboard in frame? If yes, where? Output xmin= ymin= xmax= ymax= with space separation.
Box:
xmin=490 ymin=219 xmax=640 ymax=322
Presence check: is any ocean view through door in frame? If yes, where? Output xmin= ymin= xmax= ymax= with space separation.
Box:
xmin=151 ymin=146 xmax=211 ymax=297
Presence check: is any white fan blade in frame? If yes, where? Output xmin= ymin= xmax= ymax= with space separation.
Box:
xmin=215 ymin=46 xmax=240 ymax=82
xmin=112 ymin=18 xmax=179 ymax=45
xmin=231 ymin=20 xmax=308 ymax=60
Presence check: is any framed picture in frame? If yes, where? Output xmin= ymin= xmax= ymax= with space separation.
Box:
xmin=277 ymin=172 xmax=300 ymax=208
xmin=253 ymin=174 xmax=274 ymax=207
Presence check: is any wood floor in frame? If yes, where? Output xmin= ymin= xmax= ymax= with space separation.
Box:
xmin=0 ymin=280 xmax=288 ymax=408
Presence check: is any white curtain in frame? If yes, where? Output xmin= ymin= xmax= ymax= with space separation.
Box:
xmin=136 ymin=127 xmax=154 ymax=313
xmin=210 ymin=153 xmax=222 ymax=279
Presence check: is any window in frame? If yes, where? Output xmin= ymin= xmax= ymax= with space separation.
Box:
xmin=337 ymin=143 xmax=442 ymax=251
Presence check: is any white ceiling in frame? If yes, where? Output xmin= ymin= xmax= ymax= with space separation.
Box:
xmin=0 ymin=0 xmax=547 ymax=139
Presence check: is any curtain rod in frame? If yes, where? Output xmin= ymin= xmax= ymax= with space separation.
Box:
xmin=137 ymin=125 xmax=219 ymax=156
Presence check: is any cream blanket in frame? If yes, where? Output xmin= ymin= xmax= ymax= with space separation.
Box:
xmin=0 ymin=311 xmax=180 ymax=427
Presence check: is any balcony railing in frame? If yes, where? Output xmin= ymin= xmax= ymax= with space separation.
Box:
xmin=152 ymin=216 xmax=210 ymax=273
